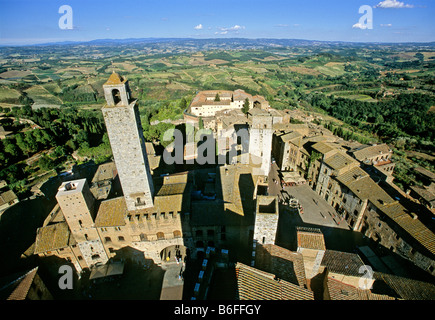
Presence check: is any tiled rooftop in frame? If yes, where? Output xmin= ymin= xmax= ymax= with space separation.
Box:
xmin=104 ymin=72 xmax=126 ymax=85
xmin=351 ymin=144 xmax=392 ymax=162
xmin=255 ymin=244 xmax=307 ymax=287
xmin=6 ymin=268 xmax=39 ymax=300
xmin=235 ymin=262 xmax=314 ymax=300
xmin=91 ymin=162 xmax=117 ymax=183
xmin=34 ymin=222 xmax=72 ymax=254
xmin=296 ymin=227 xmax=326 ymax=251
xmin=337 ymin=167 xmax=435 ymax=255
xmin=321 ymin=250 xmax=366 ymax=277
xmin=95 ymin=196 xmax=127 ymax=227
xmin=373 ymin=272 xmax=435 ymax=300
xmin=323 ymin=151 xmax=358 ymax=171
xmin=0 ymin=189 xmax=18 ymax=206
xmin=311 ymin=142 xmax=337 ymax=156
xmin=326 ymin=277 xmax=395 ymax=300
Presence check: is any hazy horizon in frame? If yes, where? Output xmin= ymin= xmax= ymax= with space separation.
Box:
xmin=0 ymin=0 xmax=434 ymax=46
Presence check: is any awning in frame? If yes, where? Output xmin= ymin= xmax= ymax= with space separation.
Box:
xmin=89 ymin=261 xmax=125 ymax=280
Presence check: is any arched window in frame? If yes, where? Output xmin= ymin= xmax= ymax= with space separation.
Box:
xmin=112 ymin=89 xmax=121 ymax=105
xmin=173 ymin=230 xmax=182 ymax=238
xmin=157 ymin=232 xmax=165 ymax=240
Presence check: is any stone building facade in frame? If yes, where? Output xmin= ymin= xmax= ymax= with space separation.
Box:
xmin=305 ymin=142 xmax=435 ymax=277
xmin=272 ymin=131 xmax=303 ymax=172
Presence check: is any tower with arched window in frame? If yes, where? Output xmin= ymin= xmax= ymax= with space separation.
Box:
xmin=102 ymin=72 xmax=154 ymax=211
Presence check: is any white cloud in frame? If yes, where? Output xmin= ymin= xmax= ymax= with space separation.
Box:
xmin=352 ymin=22 xmax=368 ymax=30
xmin=194 ymin=24 xmax=203 ymax=30
xmin=218 ymin=25 xmax=245 ymax=32
xmin=380 ymin=23 xmax=392 ymax=27
xmin=374 ymin=0 xmax=414 ymax=8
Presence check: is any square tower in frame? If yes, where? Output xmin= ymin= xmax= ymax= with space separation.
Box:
xmin=251 ymin=195 xmax=279 ymax=266
xmin=102 ymin=73 xmax=154 ymax=211
xmin=56 ymin=179 xmax=108 ymax=267
xmin=249 ymin=115 xmax=273 ymax=176
xmin=56 ymin=179 xmax=96 ymax=242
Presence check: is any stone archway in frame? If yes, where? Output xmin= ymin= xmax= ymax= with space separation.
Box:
xmin=160 ymin=244 xmax=188 ymax=263
xmin=111 ymin=88 xmax=121 ymax=105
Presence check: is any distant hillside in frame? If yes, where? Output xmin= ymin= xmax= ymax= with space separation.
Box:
xmin=3 ymin=37 xmax=435 ymax=48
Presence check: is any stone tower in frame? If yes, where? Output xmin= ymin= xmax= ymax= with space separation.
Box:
xmin=251 ymin=193 xmax=279 ymax=266
xmin=56 ymin=179 xmax=108 ymax=267
xmin=249 ymin=115 xmax=273 ymax=176
xmin=102 ymin=72 xmax=154 ymax=211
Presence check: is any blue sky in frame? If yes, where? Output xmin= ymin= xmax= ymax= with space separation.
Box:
xmin=0 ymin=0 xmax=434 ymax=45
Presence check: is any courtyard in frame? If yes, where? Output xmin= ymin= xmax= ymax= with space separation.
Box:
xmin=267 ymin=163 xmax=369 ymax=253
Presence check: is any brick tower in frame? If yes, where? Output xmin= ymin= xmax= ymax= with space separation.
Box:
xmin=102 ymin=72 xmax=154 ymax=211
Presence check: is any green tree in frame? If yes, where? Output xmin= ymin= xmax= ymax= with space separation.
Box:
xmin=242 ymin=98 xmax=250 ymax=114
xmin=3 ymin=139 xmax=20 ymax=158
xmin=38 ymin=155 xmax=56 ymax=171
xmin=214 ymin=93 xmax=220 ymax=102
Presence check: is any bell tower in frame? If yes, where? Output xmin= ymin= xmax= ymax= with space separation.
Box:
xmin=102 ymin=72 xmax=154 ymax=211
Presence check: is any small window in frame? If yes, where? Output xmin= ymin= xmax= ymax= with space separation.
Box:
xmin=91 ymin=254 xmax=100 ymax=260
xmin=105 ymin=237 xmax=111 ymax=243
xmin=118 ymin=236 xmax=125 ymax=241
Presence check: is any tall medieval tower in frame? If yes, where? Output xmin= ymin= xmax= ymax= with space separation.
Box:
xmin=249 ymin=114 xmax=273 ymax=176
xmin=102 ymin=72 xmax=154 ymax=211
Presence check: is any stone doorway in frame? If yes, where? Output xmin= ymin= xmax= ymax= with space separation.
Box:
xmin=160 ymin=245 xmax=188 ymax=263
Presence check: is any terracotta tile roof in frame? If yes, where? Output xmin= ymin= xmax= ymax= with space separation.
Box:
xmin=382 ymin=204 xmax=435 ymax=255
xmin=104 ymin=72 xmax=126 ymax=85
xmin=34 ymin=222 xmax=71 ymax=254
xmin=279 ymin=131 xmax=302 ymax=143
xmin=311 ymin=142 xmax=336 ymax=156
xmin=337 ymin=167 xmax=435 ymax=255
xmin=321 ymin=250 xmax=366 ymax=277
xmin=91 ymin=162 xmax=117 ymax=183
xmin=373 ymin=272 xmax=435 ymax=300
xmin=336 ymin=167 xmax=390 ymax=202
xmin=95 ymin=196 xmax=127 ymax=227
xmin=0 ymin=190 xmax=18 ymax=206
xmin=255 ymin=244 xmax=307 ymax=287
xmin=351 ymin=144 xmax=392 ymax=162
xmin=323 ymin=152 xmax=358 ymax=171
xmin=156 ymin=183 xmax=186 ymax=197
xmin=7 ymin=268 xmax=38 ymax=300
xmin=235 ymin=262 xmax=314 ymax=300
xmin=296 ymin=227 xmax=326 ymax=251
xmin=326 ymin=277 xmax=395 ymax=300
